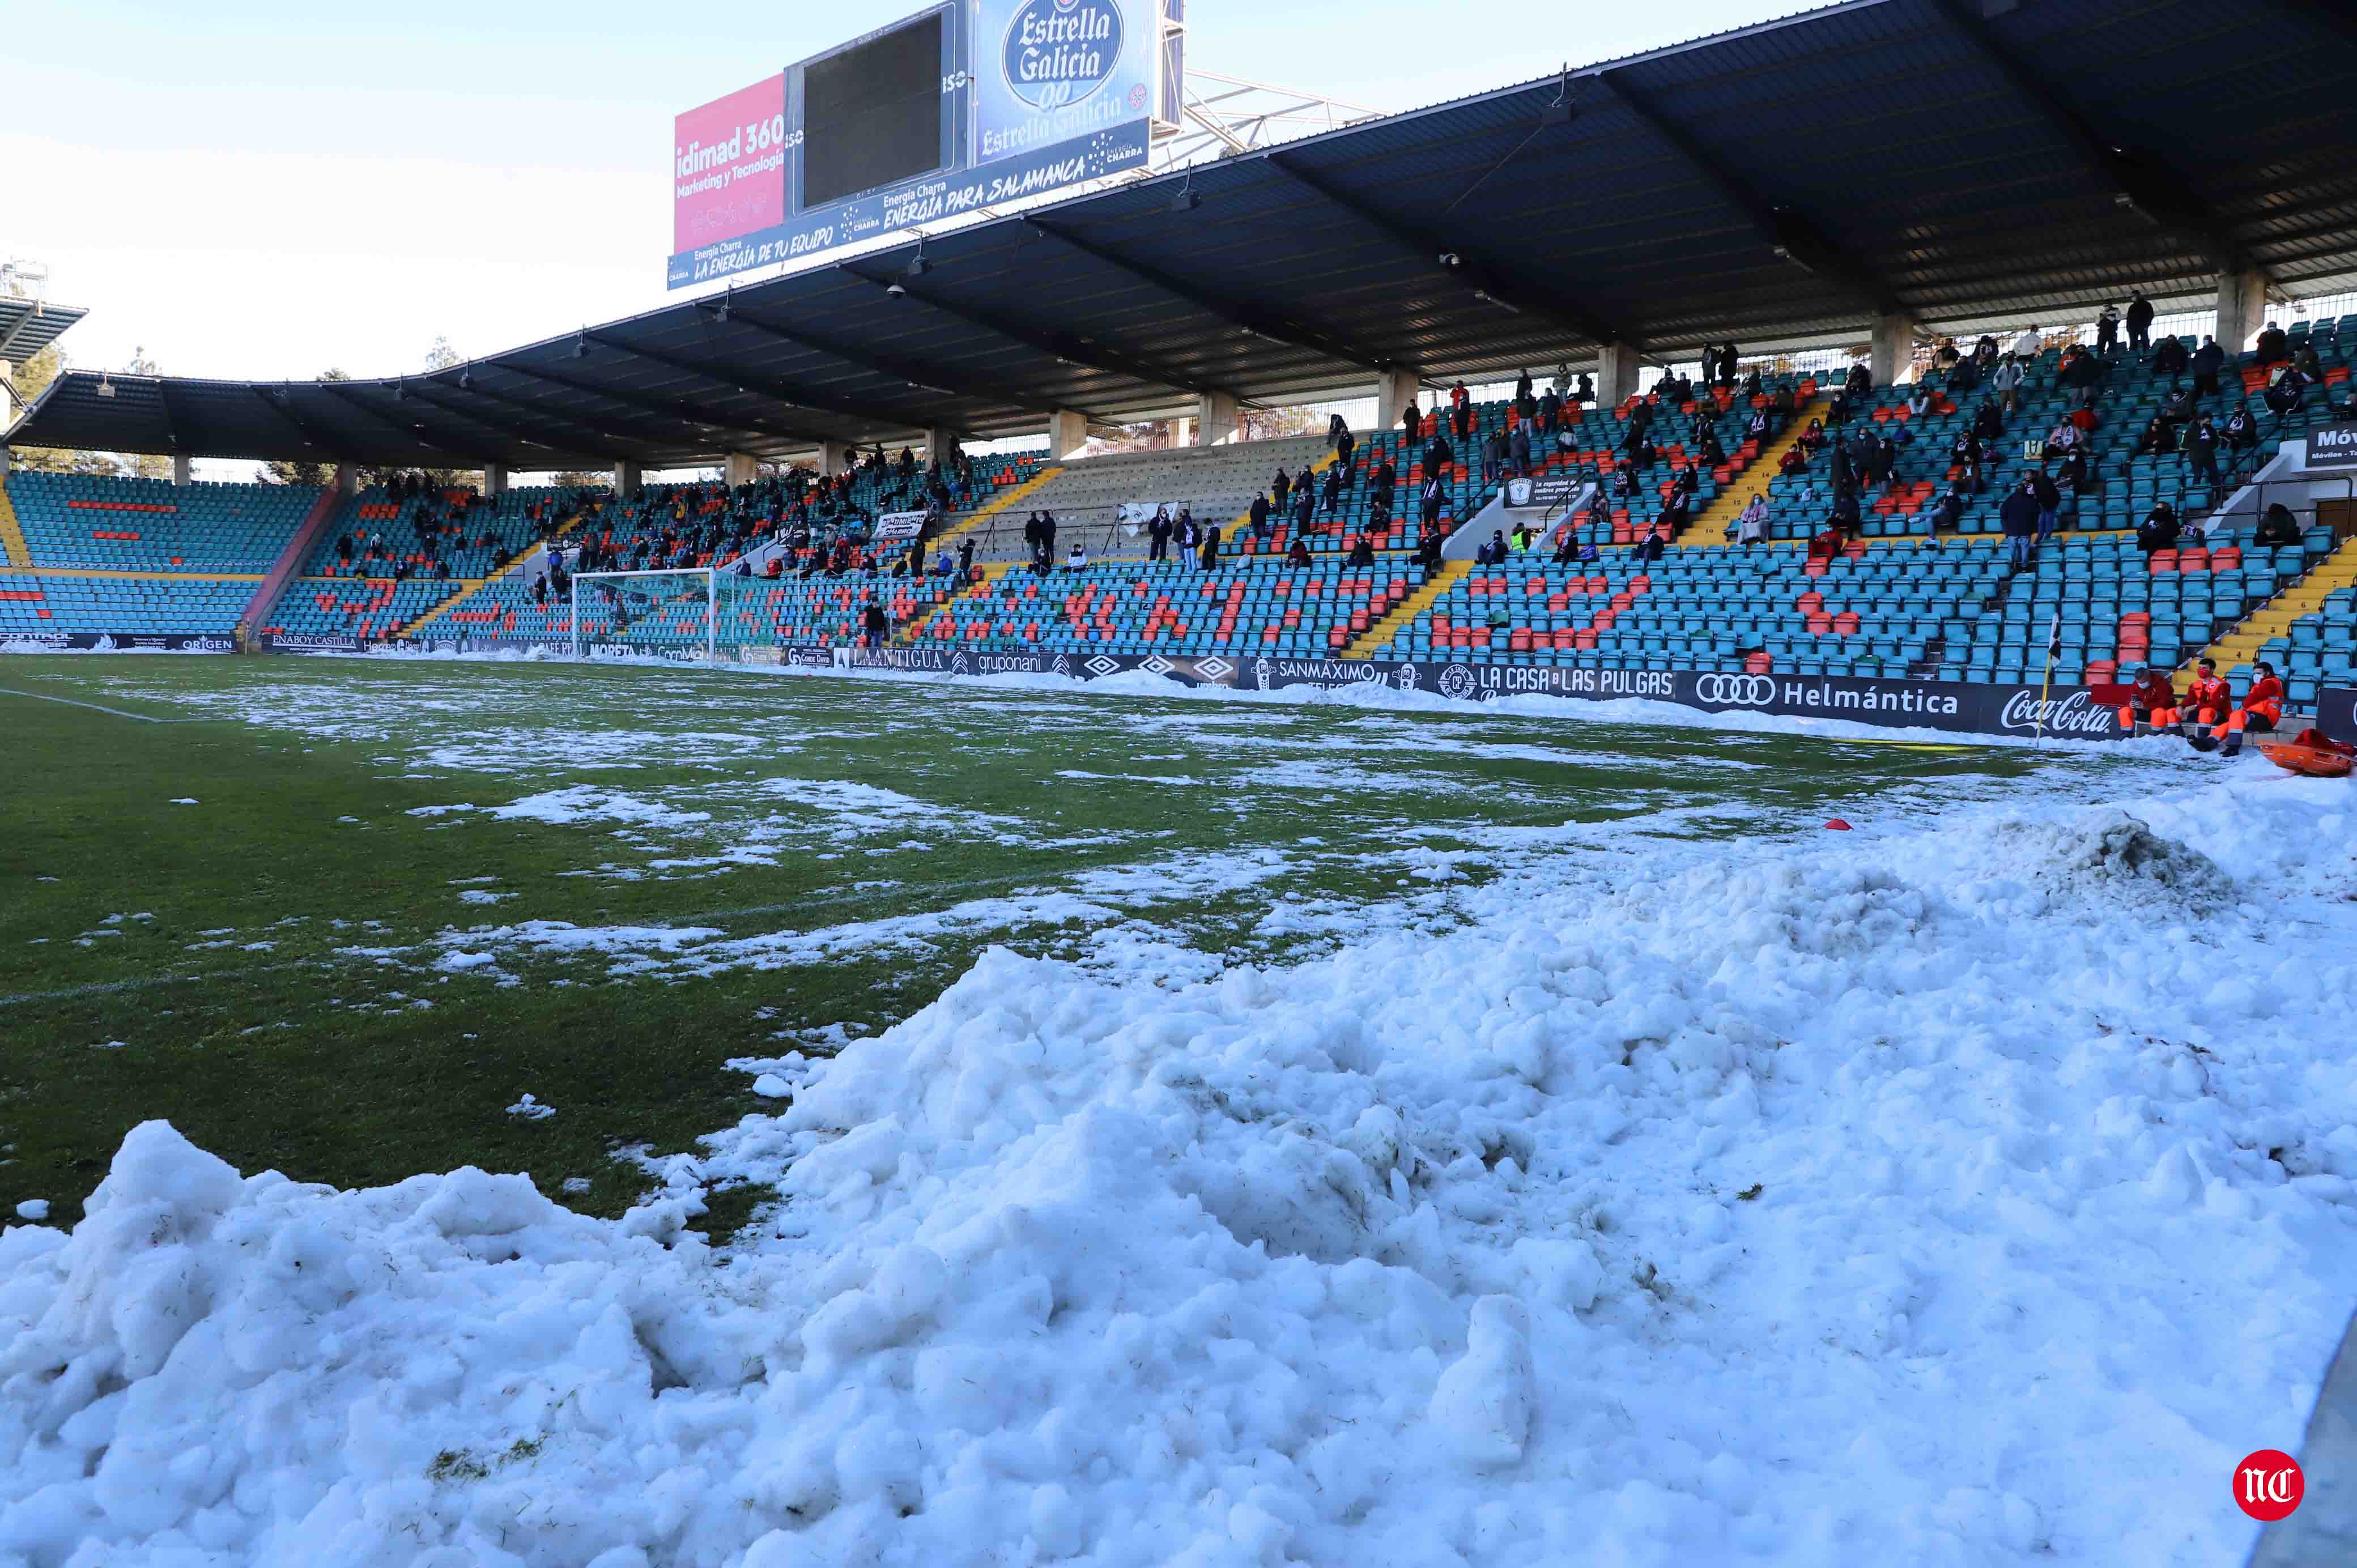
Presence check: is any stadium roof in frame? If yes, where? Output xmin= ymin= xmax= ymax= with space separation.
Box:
xmin=10 ymin=0 xmax=2356 ymax=471
xmin=0 ymin=296 xmax=87 ymax=374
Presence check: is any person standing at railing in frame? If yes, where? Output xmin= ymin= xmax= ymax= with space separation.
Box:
xmin=2185 ymin=415 xmax=2222 ymax=488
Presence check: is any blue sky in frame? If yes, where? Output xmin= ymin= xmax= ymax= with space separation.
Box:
xmin=7 ymin=0 xmax=1815 ymax=386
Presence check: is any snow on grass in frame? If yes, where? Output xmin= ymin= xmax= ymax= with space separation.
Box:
xmin=504 ymin=1093 xmax=556 ymax=1120
xmin=5 ymin=770 xmax=2353 ymax=1564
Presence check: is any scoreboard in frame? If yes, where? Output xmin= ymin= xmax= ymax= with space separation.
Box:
xmin=668 ymin=0 xmax=1168 ymax=290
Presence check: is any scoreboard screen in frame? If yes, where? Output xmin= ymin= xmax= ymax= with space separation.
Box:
xmin=802 ymin=11 xmax=947 ymax=208
xmin=667 ymin=1 xmax=1163 ymax=291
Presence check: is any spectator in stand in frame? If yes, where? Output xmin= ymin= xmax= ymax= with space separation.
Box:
xmin=2131 ymin=414 xmax=2175 ymax=459
xmin=1271 ymin=468 xmax=1291 ymax=513
xmin=2011 ymin=323 xmax=2042 ymax=359
xmin=2185 ymin=415 xmax=2223 ymax=487
xmin=1509 ymin=421 xmax=1533 ymax=478
xmin=1320 ymin=467 xmax=1343 ymax=517
xmin=1066 ymin=542 xmax=1089 ymax=571
xmin=1199 ymin=522 xmax=1222 ymax=571
xmin=1714 ymin=340 xmax=1741 ymax=389
xmin=1292 ymin=478 xmax=1316 ymax=534
xmin=1420 ymin=472 xmax=1448 ymax=531
xmin=2265 ymin=364 xmax=2311 ymax=432
xmin=2136 ymin=501 xmax=2182 ymax=555
xmin=1799 ymin=417 xmax=1827 ymax=453
xmin=958 ymin=536 xmax=976 ymax=580
xmin=2000 ymin=478 xmax=2041 ymax=568
xmin=1657 ymin=489 xmax=1692 ymax=538
xmin=1993 ymin=355 xmax=2026 ymax=415
xmin=1335 ymin=423 xmax=1356 ymax=474
xmin=2031 ymin=467 xmax=2063 ymax=544
xmin=1932 ymin=479 xmax=1970 ymax=533
xmin=1908 ymin=381 xmax=1935 ymax=419
xmin=1248 ymin=489 xmax=1271 ymax=539
xmin=1633 ymin=525 xmax=1667 ymax=564
xmin=2126 ymin=293 xmax=2155 ymax=353
xmin=2190 ymin=335 xmax=2226 ymax=399
xmin=1475 ymin=530 xmax=1506 ymax=567
xmin=2254 ymin=321 xmax=2290 ymax=367
xmin=2254 ymin=502 xmax=2303 ymax=548
xmin=1286 ymin=536 xmax=1312 ymax=569
xmin=2098 ymin=302 xmax=2122 ymax=355
xmin=2152 ymin=333 xmax=2190 ymax=379
xmin=1733 ymin=495 xmax=1769 ymax=548
xmin=1808 ymin=521 xmax=1847 ymax=561
xmin=1147 ymin=506 xmax=1172 ymax=563
xmin=861 ymin=598 xmax=888 ymax=649
xmin=2223 ymin=402 xmax=2258 ymax=457
xmin=1400 ymin=399 xmax=1422 ymax=452
xmin=1972 ymin=399 xmax=2006 ymax=444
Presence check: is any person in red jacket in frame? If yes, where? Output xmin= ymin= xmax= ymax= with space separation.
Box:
xmin=2181 ymin=658 xmax=2233 ymax=729
xmin=2116 ymin=666 xmax=2181 ymax=732
xmin=2216 ymin=661 xmax=2285 ymax=756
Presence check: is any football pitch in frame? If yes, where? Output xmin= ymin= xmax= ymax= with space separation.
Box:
xmin=1 ymin=653 xmax=2169 ymax=1231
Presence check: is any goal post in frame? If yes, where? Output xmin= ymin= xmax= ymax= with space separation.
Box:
xmin=570 ymin=567 xmax=719 ymax=663
xmin=569 ymin=566 xmax=776 ymax=663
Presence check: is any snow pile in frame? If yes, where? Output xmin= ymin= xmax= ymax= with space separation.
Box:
xmin=7 ymin=773 xmax=2357 ymax=1565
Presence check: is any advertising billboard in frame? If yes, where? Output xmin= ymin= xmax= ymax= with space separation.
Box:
xmin=671 ymin=76 xmax=790 ymax=280
xmin=665 ymin=0 xmax=1159 ymax=290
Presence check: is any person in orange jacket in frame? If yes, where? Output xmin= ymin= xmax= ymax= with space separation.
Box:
xmin=2182 ymin=658 xmax=2233 ymax=728
xmin=2116 ymin=666 xmax=2181 ymax=732
xmin=2216 ymin=661 xmax=2285 ymax=756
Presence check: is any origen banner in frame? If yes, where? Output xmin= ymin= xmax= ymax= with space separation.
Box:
xmin=672 ymin=75 xmax=789 ymax=262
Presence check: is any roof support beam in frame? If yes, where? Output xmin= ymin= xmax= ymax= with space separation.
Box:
xmin=584 ymin=330 xmax=922 ymax=437
xmin=1016 ymin=220 xmax=1390 ymax=376
xmin=1261 ymin=152 xmax=1630 ymax=350
xmin=715 ymin=295 xmax=1111 ymax=424
xmin=316 ymin=382 xmax=518 ymax=463
xmin=397 ymin=378 xmax=656 ymax=462
xmin=488 ymin=361 xmax=804 ymax=449
xmin=832 ymin=259 xmax=1194 ymax=402
xmin=1928 ymin=0 xmax=2261 ymax=279
xmin=248 ymin=386 xmax=343 ymax=458
xmin=1586 ymin=73 xmax=1903 ymax=319
xmin=150 ymin=381 xmax=186 ymax=454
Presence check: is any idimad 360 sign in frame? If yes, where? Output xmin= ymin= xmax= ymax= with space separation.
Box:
xmin=973 ymin=0 xmax=1154 ymax=168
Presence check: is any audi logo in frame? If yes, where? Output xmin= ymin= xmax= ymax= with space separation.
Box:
xmin=1695 ymin=674 xmax=1776 ymax=706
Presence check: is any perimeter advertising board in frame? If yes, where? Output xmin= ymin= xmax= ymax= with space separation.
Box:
xmin=666 ymin=0 xmax=1159 ymax=289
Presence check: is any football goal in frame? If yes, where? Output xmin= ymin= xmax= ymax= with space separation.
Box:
xmin=569 ymin=568 xmax=769 ymax=663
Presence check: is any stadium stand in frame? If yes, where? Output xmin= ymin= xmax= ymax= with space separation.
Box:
xmin=0 ymin=572 xmax=253 ymax=638
xmin=6 ymin=473 xmax=320 ymax=573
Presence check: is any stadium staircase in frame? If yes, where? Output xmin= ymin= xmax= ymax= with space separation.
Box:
xmin=1345 ymin=560 xmax=1469 ymax=659
xmin=1679 ymin=397 xmax=1831 ymax=544
xmin=0 ymin=479 xmax=25 ymax=568
xmin=916 ymin=466 xmax=1063 ymax=559
xmin=896 ymin=560 xmax=1017 ymax=645
xmin=242 ymin=484 xmax=344 ymax=645
xmin=2182 ymin=536 xmax=2357 ymax=687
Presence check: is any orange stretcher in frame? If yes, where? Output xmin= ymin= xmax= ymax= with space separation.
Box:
xmin=2258 ymin=737 xmax=2356 ymax=778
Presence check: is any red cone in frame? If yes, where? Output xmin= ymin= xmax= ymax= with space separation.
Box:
xmin=1823 ymin=819 xmax=1852 ymax=831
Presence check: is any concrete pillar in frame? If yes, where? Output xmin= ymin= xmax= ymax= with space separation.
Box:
xmin=172 ymin=454 xmax=192 ymax=487
xmin=820 ymin=440 xmax=853 ymax=478
xmin=1195 ymin=391 xmax=1239 ymax=447
xmin=1171 ymin=416 xmax=1194 ymax=448
xmin=2216 ymin=268 xmax=2270 ymax=353
xmin=335 ymin=463 xmax=357 ymax=499
xmin=1596 ymin=343 xmax=1640 ymax=408
xmin=724 ymin=451 xmax=759 ymax=488
xmin=613 ymin=460 xmax=642 ymax=497
xmin=1871 ymin=313 xmax=1917 ymax=387
xmin=482 ymin=463 xmax=507 ymax=499
xmin=924 ymin=427 xmax=962 ymax=466
xmin=1046 ymin=408 xmax=1088 ymax=460
xmin=0 ymin=445 xmax=11 ymax=478
xmin=1375 ymin=367 xmax=1422 ymax=433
